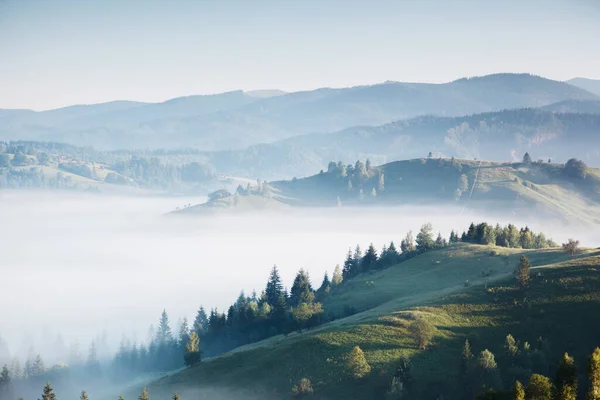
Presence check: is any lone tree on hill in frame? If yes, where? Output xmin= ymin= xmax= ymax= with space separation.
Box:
xmin=347 ymin=346 xmax=371 ymax=379
xmin=562 ymin=239 xmax=580 ymax=257
xmin=409 ymin=318 xmax=436 ymax=349
xmin=515 ymin=255 xmax=531 ymax=290
xmin=564 ymin=158 xmax=587 ymax=179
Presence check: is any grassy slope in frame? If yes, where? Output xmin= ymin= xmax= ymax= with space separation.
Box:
xmin=139 ymin=244 xmax=600 ymax=400
xmin=273 ymin=158 xmax=600 ymax=224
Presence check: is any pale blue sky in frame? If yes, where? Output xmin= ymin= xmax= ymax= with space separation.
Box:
xmin=1 ymin=0 xmax=599 ymax=110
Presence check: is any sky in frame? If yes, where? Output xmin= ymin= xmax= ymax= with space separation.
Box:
xmin=0 ymin=0 xmax=599 ymax=110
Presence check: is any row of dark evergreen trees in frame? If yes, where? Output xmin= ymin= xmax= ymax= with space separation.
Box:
xmin=342 ymin=222 xmax=554 ymax=280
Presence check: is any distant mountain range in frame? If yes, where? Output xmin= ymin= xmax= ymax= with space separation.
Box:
xmin=1 ymin=73 xmax=598 ymax=151
xmin=567 ymin=77 xmax=600 ymax=97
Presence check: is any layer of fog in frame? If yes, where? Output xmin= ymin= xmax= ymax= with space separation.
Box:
xmin=1 ymin=190 xmax=597 ymax=364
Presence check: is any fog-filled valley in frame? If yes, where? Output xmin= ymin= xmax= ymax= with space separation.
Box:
xmin=2 ymin=191 xmax=598 ymax=356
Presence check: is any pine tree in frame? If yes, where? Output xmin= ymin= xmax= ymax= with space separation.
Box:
xmin=522 ymin=152 xmax=532 ymax=165
xmin=0 ymin=364 xmax=10 ymax=397
xmin=515 ymin=255 xmax=531 ymax=290
xmin=342 ymin=248 xmax=354 ymax=279
xmin=416 ymin=223 xmax=434 ymax=252
xmin=193 ymin=306 xmax=208 ymax=335
xmin=156 ymin=310 xmax=173 ymax=344
xmin=178 ymin=318 xmax=190 ymax=348
xmin=265 ymin=265 xmax=284 ymax=308
xmin=138 ymin=386 xmax=150 ymax=400
xmin=526 ymin=374 xmax=552 ymax=400
xmin=290 ymin=269 xmax=314 ymax=306
xmin=331 ymin=264 xmax=343 ymax=286
xmin=504 ymin=334 xmax=519 ymax=359
xmin=461 ymin=339 xmax=473 ymax=376
xmin=401 ymin=231 xmax=416 ymax=253
xmin=360 ymin=244 xmax=378 ymax=272
xmin=435 ymin=232 xmax=444 ymax=248
xmin=466 ymin=223 xmax=477 ymax=242
xmin=318 ymin=272 xmax=330 ymax=293
xmin=449 ymin=230 xmax=458 ymax=243
xmin=555 ymin=352 xmax=577 ymax=400
xmin=514 ymin=381 xmax=525 ymax=400
xmin=587 ymin=348 xmax=600 ymax=400
xmin=86 ymin=342 xmax=101 ymax=375
xmin=346 ymin=346 xmax=371 ymax=379
xmin=32 ymin=354 xmax=45 ymax=377
xmin=41 ymin=381 xmax=57 ymax=400
xmin=80 ymin=390 xmax=89 ymax=400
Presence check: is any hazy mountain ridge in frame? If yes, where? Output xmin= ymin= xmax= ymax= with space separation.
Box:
xmin=1 ymin=73 xmax=597 ymax=151
xmin=208 ymin=108 xmax=600 ymax=179
xmin=567 ymin=77 xmax=600 ymax=97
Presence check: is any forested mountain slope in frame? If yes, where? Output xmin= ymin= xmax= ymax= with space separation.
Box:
xmin=136 ymin=245 xmax=600 ymax=400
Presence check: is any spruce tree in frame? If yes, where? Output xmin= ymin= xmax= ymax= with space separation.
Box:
xmin=435 ymin=232 xmax=444 ymax=248
xmin=156 ymin=310 xmax=173 ymax=344
xmin=416 ymin=223 xmax=434 ymax=252
xmin=138 ymin=387 xmax=150 ymax=400
xmin=193 ymin=307 xmax=208 ymax=335
xmin=587 ymin=348 xmax=600 ymax=400
xmin=317 ymin=272 xmax=330 ymax=294
xmin=514 ymin=381 xmax=525 ymax=400
xmin=178 ymin=318 xmax=190 ymax=348
xmin=522 ymin=152 xmax=532 ymax=165
xmin=360 ymin=244 xmax=378 ymax=272
xmin=0 ymin=364 xmax=10 ymax=397
xmin=526 ymin=374 xmax=552 ymax=400
xmin=265 ymin=265 xmax=284 ymax=308
xmin=290 ymin=269 xmax=314 ymax=306
xmin=555 ymin=352 xmax=577 ymax=400
xmin=331 ymin=264 xmax=343 ymax=286
xmin=41 ymin=381 xmax=57 ymax=400
xmin=515 ymin=255 xmax=531 ymax=290
xmin=461 ymin=339 xmax=473 ymax=376
xmin=401 ymin=231 xmax=416 ymax=253
xmin=342 ymin=248 xmax=354 ymax=279
xmin=346 ymin=346 xmax=371 ymax=379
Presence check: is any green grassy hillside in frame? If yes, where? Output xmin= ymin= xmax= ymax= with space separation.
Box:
xmin=134 ymin=244 xmax=600 ymax=400
xmin=272 ymin=158 xmax=600 ymax=224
